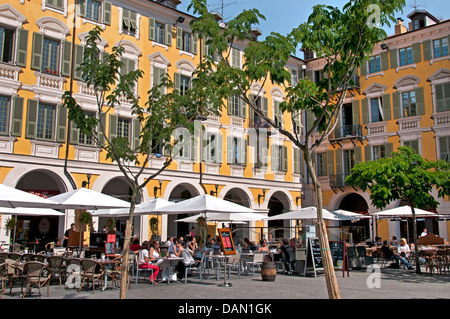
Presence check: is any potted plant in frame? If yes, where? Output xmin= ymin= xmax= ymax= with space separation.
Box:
xmin=79 ymin=211 xmax=94 ymax=231
xmin=149 ymin=217 xmax=159 ymax=239
xmin=4 ymin=217 xmax=17 ymax=236
xmin=196 ymin=216 xmax=206 ymax=246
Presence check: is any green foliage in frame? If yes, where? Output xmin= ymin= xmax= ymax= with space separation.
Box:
xmin=345 ymin=147 xmax=450 ymax=210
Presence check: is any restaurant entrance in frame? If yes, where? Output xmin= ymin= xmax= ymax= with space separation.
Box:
xmin=338 ymin=193 xmax=370 ymax=243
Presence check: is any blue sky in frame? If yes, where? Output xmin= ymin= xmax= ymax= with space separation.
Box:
xmin=178 ymin=0 xmax=450 ymax=47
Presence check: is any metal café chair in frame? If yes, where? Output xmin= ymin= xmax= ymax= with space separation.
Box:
xmin=21 ymin=261 xmax=52 ymax=299
xmin=78 ymin=259 xmax=105 ymax=293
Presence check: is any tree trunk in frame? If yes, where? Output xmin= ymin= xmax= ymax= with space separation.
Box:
xmin=305 ymin=152 xmax=341 ymax=299
xmin=410 ymin=204 xmax=421 ymax=274
xmin=119 ymin=192 xmax=136 ymax=299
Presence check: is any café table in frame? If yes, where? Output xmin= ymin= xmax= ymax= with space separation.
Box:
xmin=97 ymin=257 xmax=121 ymax=291
xmin=163 ymin=257 xmax=184 ymax=284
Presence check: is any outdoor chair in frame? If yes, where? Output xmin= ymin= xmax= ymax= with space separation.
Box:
xmin=79 ymin=259 xmax=105 ymax=293
xmin=30 ymin=254 xmax=46 ymax=263
xmin=226 ymin=253 xmax=242 ymax=278
xmin=106 ymin=257 xmax=128 ymax=289
xmin=21 ymin=253 xmax=35 ymax=262
xmin=134 ymin=254 xmax=153 ymax=284
xmin=7 ymin=253 xmax=22 ymax=261
xmin=46 ymin=256 xmax=66 ymax=286
xmin=249 ymin=253 xmax=265 ymax=276
xmin=0 ymin=263 xmax=8 ymax=298
xmin=22 ymin=261 xmax=52 ymax=299
xmin=185 ymin=253 xmax=206 ymax=283
xmin=378 ymin=249 xmax=391 ymax=269
xmin=4 ymin=259 xmax=25 ymax=295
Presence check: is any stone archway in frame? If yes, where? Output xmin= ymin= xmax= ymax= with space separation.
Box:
xmin=338 ymin=193 xmax=370 ymax=243
xmin=267 ymin=191 xmax=292 ymax=239
xmin=14 ymin=169 xmax=66 ymax=250
xmin=223 ymin=188 xmax=252 ymax=246
xmin=167 ymin=183 xmax=201 ymax=238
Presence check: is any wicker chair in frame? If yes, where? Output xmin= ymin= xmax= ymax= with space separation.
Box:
xmin=22 ymin=261 xmax=52 ymax=299
xmin=46 ymin=256 xmax=66 ymax=286
xmin=79 ymin=259 xmax=104 ymax=293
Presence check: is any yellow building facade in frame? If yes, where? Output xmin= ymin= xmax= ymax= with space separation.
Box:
xmin=303 ymin=11 xmax=450 ymax=243
xmin=0 ymin=0 xmax=304 ymax=247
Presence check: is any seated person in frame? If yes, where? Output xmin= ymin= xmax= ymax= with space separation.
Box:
xmin=258 ymin=239 xmax=271 ymax=262
xmin=137 ymin=241 xmax=160 ymax=284
xmin=210 ymin=238 xmax=221 ymax=255
xmin=173 ymin=239 xmax=195 ymax=280
xmin=130 ymin=238 xmax=141 ymax=253
xmin=393 ymin=238 xmax=413 ymax=270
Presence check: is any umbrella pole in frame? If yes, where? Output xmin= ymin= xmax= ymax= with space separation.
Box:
xmin=12 ymin=215 xmax=17 ymax=251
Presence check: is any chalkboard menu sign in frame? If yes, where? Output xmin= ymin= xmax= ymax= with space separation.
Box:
xmin=309 ymin=238 xmax=323 ymax=269
xmin=105 ymin=242 xmax=115 ymax=256
xmin=330 ymin=241 xmax=349 ymax=277
xmin=218 ymin=228 xmax=236 ymax=255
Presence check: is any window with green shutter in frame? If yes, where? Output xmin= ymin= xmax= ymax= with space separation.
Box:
xmin=401 ymin=90 xmax=416 ymax=117
xmin=0 ymin=26 xmax=15 ymax=64
xmin=231 ymin=48 xmax=241 ymax=69
xmin=433 ymin=37 xmax=449 ymax=58
xmin=227 ymin=136 xmax=246 ymax=166
xmin=439 ymin=136 xmax=450 ymax=161
xmin=369 ymin=55 xmax=381 ymax=73
xmin=404 ymin=140 xmax=420 ymax=154
xmin=0 ymin=96 xmax=10 ymax=135
xmin=36 ymin=102 xmax=56 ymax=140
xmin=274 ymin=101 xmax=283 ymax=127
xmin=45 ymin=0 xmax=64 ymax=11
xmin=435 ymin=82 xmax=450 ymax=113
xmin=122 ymin=8 xmax=138 ymax=34
xmin=399 ymin=47 xmax=413 ymax=66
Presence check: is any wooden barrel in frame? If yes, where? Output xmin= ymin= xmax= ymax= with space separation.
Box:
xmin=261 ymin=262 xmax=276 ymax=281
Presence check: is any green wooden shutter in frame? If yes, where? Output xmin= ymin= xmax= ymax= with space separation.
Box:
xmin=382 ymin=94 xmax=391 ymax=121
xmin=262 ymin=97 xmax=268 ymax=117
xmin=25 ymin=99 xmax=38 ymax=139
xmin=364 ymin=145 xmax=372 ymax=162
xmin=326 ymin=150 xmax=334 ymax=175
xmin=192 ymin=34 xmax=198 ymax=55
xmin=70 ymin=121 xmax=79 ymax=144
xmin=415 ymin=87 xmax=425 ymax=115
xmin=359 ymin=61 xmax=367 ymax=77
xmin=129 ymin=11 xmax=137 ymax=31
xmin=385 ymin=142 xmax=393 ymax=157
xmin=293 ymin=148 xmax=301 ymax=174
xmin=352 ymin=100 xmax=360 ymax=125
xmin=381 ymin=51 xmax=389 ymax=71
xmin=11 ymin=96 xmax=23 ymax=137
xmin=61 ymin=40 xmax=72 ymax=77
xmin=335 ymin=148 xmax=343 ymax=175
xmin=240 ymin=97 xmax=246 ymax=118
xmin=271 ymin=145 xmax=279 ymax=171
xmin=165 ymin=24 xmax=172 ymax=46
xmin=56 ymin=105 xmax=67 ymax=142
xmin=122 ymin=9 xmax=131 ymax=29
xmin=78 ymin=0 xmax=86 ymax=17
xmin=306 ymin=110 xmax=314 ymax=131
xmin=98 ymin=113 xmax=106 ymax=146
xmin=354 ymin=146 xmax=362 ymax=165
xmin=133 ymin=118 xmax=141 ymax=150
xmin=74 ymin=44 xmax=84 ymax=80
xmin=305 ymin=70 xmax=313 ymax=81
xmin=109 ymin=114 xmax=118 ymax=141
xmin=389 ymin=49 xmax=398 ymax=69
xmin=393 ymin=91 xmax=401 ymax=119
xmin=281 ymin=146 xmax=288 ymax=172
xmin=412 ymin=42 xmax=421 ymax=63
xmin=176 ymin=27 xmax=183 ymax=50
xmin=174 ymin=72 xmax=180 ymax=92
xmin=16 ymin=28 xmax=28 ymax=67
xmin=148 ymin=17 xmax=155 ymax=41
xmin=361 ymin=98 xmax=369 ymax=124
xmin=31 ymin=32 xmax=43 ymax=71
xmin=226 ymin=136 xmax=233 ymax=164
xmin=232 ymin=48 xmax=240 ymax=68
xmin=239 ymin=137 xmax=247 ymax=166
xmin=422 ymin=40 xmax=432 ymax=60
xmin=103 ymin=2 xmax=112 ymax=25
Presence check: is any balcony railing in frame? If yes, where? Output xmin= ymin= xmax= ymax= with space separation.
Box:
xmin=329 ymin=173 xmax=352 ymax=191
xmin=333 ymin=124 xmax=362 ymax=139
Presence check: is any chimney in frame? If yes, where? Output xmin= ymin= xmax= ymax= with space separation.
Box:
xmin=395 ymin=18 xmax=408 ymax=35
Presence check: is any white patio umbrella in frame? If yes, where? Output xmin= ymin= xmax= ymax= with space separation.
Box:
xmin=0 ymin=184 xmax=60 ymax=208
xmin=48 ymin=188 xmax=131 ymax=255
xmin=48 ymin=187 xmax=131 ymax=210
xmin=0 ymin=207 xmax=65 ymax=250
xmin=91 ymin=198 xmax=173 ymax=217
xmin=156 ymin=194 xmax=256 ymax=215
xmin=157 ymin=194 xmax=256 ymax=247
xmin=370 ymin=206 xmax=438 ymax=218
xmin=266 ymin=206 xmax=341 ymax=221
xmin=175 ymin=212 xmax=266 ymax=223
xmin=333 ymin=209 xmax=372 ymax=220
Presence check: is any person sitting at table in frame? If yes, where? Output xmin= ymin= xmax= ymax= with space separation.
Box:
xmin=211 ymin=237 xmax=222 ymax=255
xmin=130 ymin=238 xmax=141 ymax=253
xmin=187 ymin=237 xmax=198 ymax=255
xmin=258 ymin=239 xmax=271 ymax=262
xmin=137 ymin=241 xmax=160 ymax=284
xmin=173 ymin=238 xmax=195 ymax=280
xmin=390 ymin=236 xmax=399 ymax=247
xmin=393 ymin=238 xmax=414 ymax=270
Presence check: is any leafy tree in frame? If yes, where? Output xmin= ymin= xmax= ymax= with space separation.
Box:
xmin=188 ymin=0 xmax=405 ymax=298
xmin=345 ymin=147 xmax=450 ymax=273
xmin=62 ymin=26 xmax=217 ymax=298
